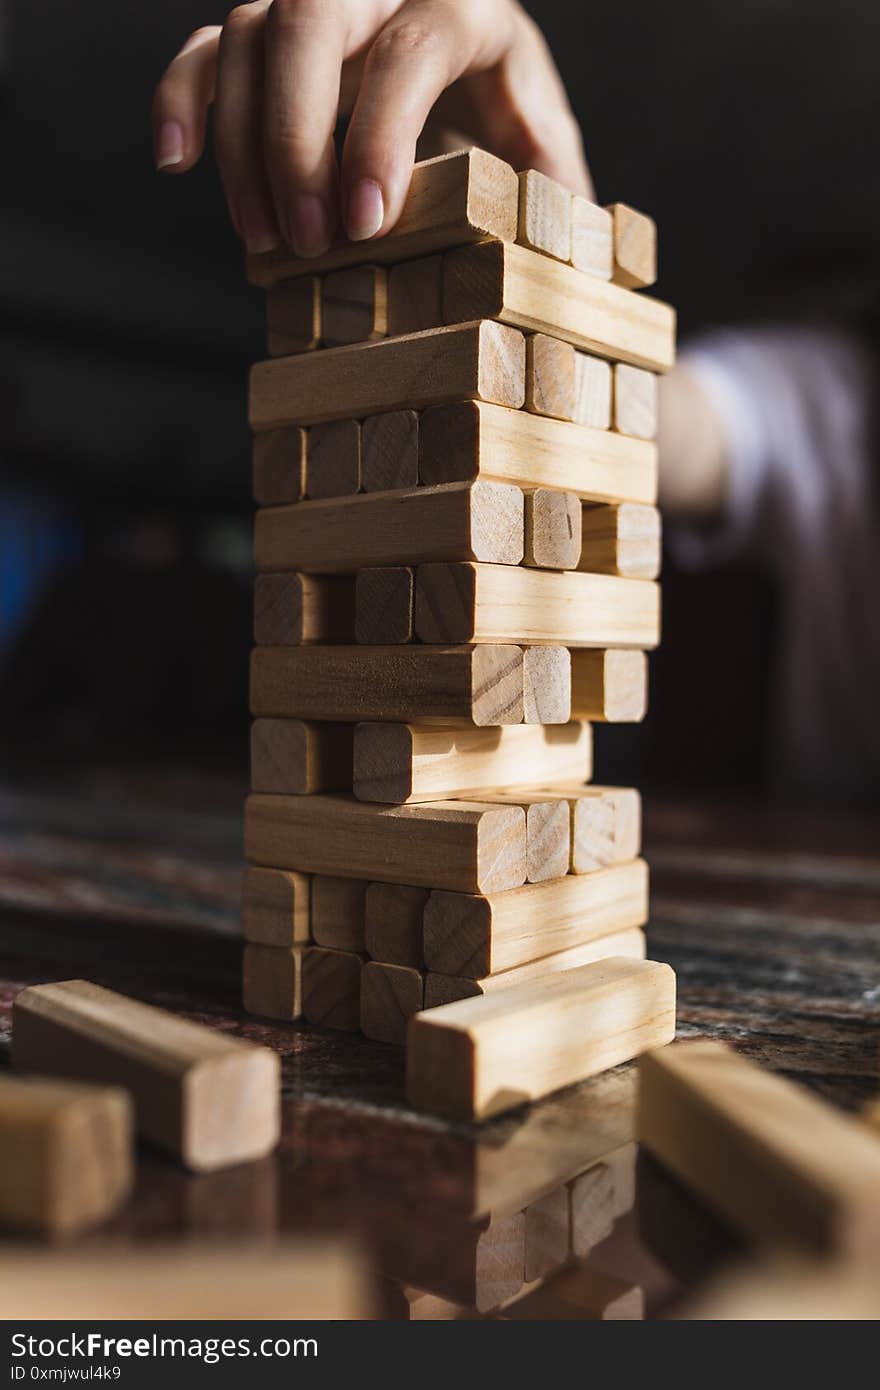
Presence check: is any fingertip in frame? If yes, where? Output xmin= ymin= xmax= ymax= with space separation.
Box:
xmin=345 ymin=178 xmax=385 ymax=242
xmin=155 ymin=120 xmax=187 ymax=172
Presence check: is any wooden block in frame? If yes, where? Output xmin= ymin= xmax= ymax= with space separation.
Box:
xmin=13 ymin=980 xmax=280 ymax=1172
xmin=302 ymin=946 xmax=363 ymax=1031
xmin=639 ymin=1040 xmax=880 ymax=1256
xmin=607 ymin=203 xmax=657 ymax=289
xmin=361 ymin=410 xmax=419 ymax=492
xmin=517 ymin=170 xmax=572 ymax=262
xmin=580 ymin=502 xmax=661 ymax=579
xmin=246 ymin=793 xmax=527 ymax=894
xmin=407 ymin=956 xmax=676 ymax=1121
xmin=545 ymin=784 xmax=642 ymax=874
xmin=523 ymin=1185 xmax=569 ymax=1281
xmin=365 ymin=883 xmax=429 ymax=967
xmin=522 ymin=646 xmax=571 ymax=724
xmin=255 ymin=482 xmax=524 ymax=574
xmin=249 ymin=321 xmax=526 ymax=430
xmin=322 ymin=265 xmax=387 ymax=347
xmin=568 ymin=1161 xmax=615 ymax=1253
xmin=304 ymin=418 xmax=361 ymax=499
xmin=675 ymin=1255 xmax=880 ymax=1322
xmin=355 ymin=566 xmax=414 ymax=644
xmin=415 ymin=562 xmax=661 ymax=649
xmin=423 ymin=858 xmax=649 ymax=976
xmin=242 ymin=943 xmax=303 ymax=1020
xmin=0 ymin=1073 xmax=132 ymax=1236
xmin=604 ymin=1141 xmax=638 ymax=1218
xmin=473 ymin=790 xmax=573 ymax=884
xmin=573 ymin=352 xmax=612 ymax=428
xmin=311 ymin=874 xmax=367 ymax=952
xmin=387 ymin=255 xmax=444 ymax=335
xmin=250 ymin=644 xmax=524 ymax=726
xmin=248 ymin=147 xmax=520 ymax=285
xmin=254 ymin=572 xmax=356 ymax=646
xmin=570 ymin=197 xmax=613 ymax=279
xmin=242 ymin=865 xmax=311 ymax=946
xmin=425 ymin=927 xmax=646 ymax=1007
xmin=442 ymin=241 xmax=675 ymax=372
xmin=253 ymin=426 xmax=306 ymax=506
xmin=504 ymin=1263 xmax=643 ymax=1320
xmin=250 ymin=717 xmax=353 ymax=794
xmin=524 ymin=333 xmax=576 ymax=421
xmin=419 ymin=400 xmax=657 ymax=504
xmin=614 ymin=363 xmax=658 ymax=439
xmin=570 ymin=649 xmax=648 ymax=722
xmin=523 ymin=488 xmax=582 ymax=569
xmin=353 ymin=721 xmax=592 ymax=804
xmin=472 ymin=1212 xmax=526 ymax=1311
xmin=266 ymin=276 xmax=321 ymax=356
xmin=386 ymin=1285 xmax=483 ymax=1320
xmin=360 ymin=961 xmax=425 ymax=1045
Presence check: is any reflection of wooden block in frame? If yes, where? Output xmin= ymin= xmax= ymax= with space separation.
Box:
xmin=302 ymin=947 xmax=363 ymax=1031
xmin=568 ymin=1161 xmax=615 ymax=1254
xmin=311 ymin=875 xmax=368 ymax=953
xmin=424 ymin=859 xmax=649 ymax=976
xmin=474 ymin=791 xmax=572 ymax=885
xmin=361 ymin=410 xmax=419 ymax=492
xmin=525 ymin=333 xmax=576 ymax=421
xmin=517 ymin=170 xmax=572 ymax=262
xmin=365 ymin=883 xmax=428 ymax=967
xmin=253 ymin=573 xmax=356 ymax=646
xmin=13 ymin=980 xmax=280 ymax=1172
xmin=607 ymin=203 xmax=657 ymax=289
xmin=569 ymin=649 xmax=648 ymax=722
xmin=504 ymin=1264 xmax=643 ymax=1320
xmin=0 ymin=1073 xmax=133 ymax=1236
xmin=580 ymin=503 xmax=661 ymax=579
xmin=614 ymin=363 xmax=658 ymax=439
xmin=241 ymin=865 xmax=311 ymax=946
xmin=388 ymin=255 xmax=444 ymax=335
xmin=253 ymin=427 xmax=306 ymax=506
xmin=305 ymin=419 xmax=361 ymax=499
xmin=250 ymin=717 xmax=353 ymax=795
xmin=266 ymin=276 xmax=321 ymax=356
xmin=570 ymin=197 xmax=613 ymax=279
xmin=407 ymin=957 xmax=676 ymax=1122
xmin=524 ymin=1185 xmax=569 ymax=1281
xmin=322 ymin=266 xmax=387 ymax=347
xmin=242 ymin=943 xmax=303 ymax=1021
xmin=573 ymin=353 xmax=612 ymax=428
xmin=522 ymin=647 xmax=571 ymax=725
xmin=360 ymin=962 xmax=424 ymax=1045
xmin=355 ymin=567 xmax=414 ymax=645
xmin=523 ymin=488 xmax=582 ymax=569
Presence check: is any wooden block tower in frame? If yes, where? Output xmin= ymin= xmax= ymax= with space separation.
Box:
xmin=241 ymin=149 xmax=676 ymax=1118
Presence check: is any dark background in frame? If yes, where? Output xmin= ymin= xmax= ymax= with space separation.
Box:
xmin=1 ymin=0 xmax=878 ymax=792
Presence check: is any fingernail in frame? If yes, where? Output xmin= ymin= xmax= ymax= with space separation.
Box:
xmin=346 ymin=179 xmax=384 ymax=242
xmin=156 ymin=121 xmax=185 ymax=170
xmin=290 ymin=193 xmax=330 ymax=258
xmin=240 ymin=195 xmax=281 ymax=255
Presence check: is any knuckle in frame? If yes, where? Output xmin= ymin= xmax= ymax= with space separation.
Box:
xmin=223 ymin=6 xmax=259 ymax=41
xmin=370 ymin=20 xmax=447 ymax=68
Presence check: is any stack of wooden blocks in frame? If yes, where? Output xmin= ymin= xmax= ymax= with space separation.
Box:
xmin=241 ymin=147 xmax=676 ymax=1119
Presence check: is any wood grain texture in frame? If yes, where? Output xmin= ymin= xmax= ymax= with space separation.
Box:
xmin=407 ymin=956 xmax=675 ymax=1121
xmin=419 ymin=400 xmax=657 ymax=504
xmin=451 ymin=789 xmax=574 ymax=885
xmin=304 ymin=419 xmax=362 ymax=499
xmin=579 ymin=503 xmax=661 ymax=579
xmin=266 ymin=276 xmax=321 ymax=356
xmin=442 ymin=241 xmax=675 ymax=372
xmin=424 ymin=927 xmax=646 ymax=1007
xmin=524 ymin=333 xmax=576 ymax=421
xmin=249 ymin=321 xmax=526 ymax=430
xmin=607 ymin=203 xmax=657 ymax=289
xmin=0 ymin=1073 xmax=133 ymax=1236
xmin=567 ymin=1161 xmax=615 ymax=1254
xmin=311 ymin=875 xmax=368 ymax=953
xmin=364 ymin=883 xmax=429 ymax=967
xmin=242 ymin=943 xmax=304 ymax=1021
xmin=569 ymin=649 xmax=648 ymax=722
xmin=361 ymin=410 xmax=419 ymax=492
xmin=13 ymin=980 xmax=280 ymax=1172
xmin=245 ymin=793 xmax=527 ymax=893
xmin=360 ymin=961 xmax=425 ymax=1045
xmin=415 ymin=562 xmax=661 ymax=649
xmin=355 ymin=567 xmax=415 ymax=645
xmin=387 ymin=255 xmax=444 ymax=335
xmin=253 ymin=426 xmax=306 ymax=506
xmin=504 ymin=1263 xmax=643 ymax=1320
xmin=241 ymin=865 xmax=311 ymax=946
xmin=523 ymin=488 xmax=582 ymax=569
xmin=639 ymin=1040 xmax=880 ymax=1256
xmin=250 ymin=718 xmax=353 ymax=795
xmin=517 ymin=170 xmax=572 ymax=262
xmin=302 ymin=947 xmax=364 ymax=1031
xmin=322 ymin=265 xmax=387 ymax=347
xmin=614 ymin=363 xmax=658 ymax=439
xmin=255 ymin=481 xmax=524 ymax=574
xmin=522 ymin=646 xmax=571 ymax=724
xmin=573 ymin=352 xmax=613 ymax=428
xmin=247 ymin=148 xmax=520 ymax=285
xmin=523 ymin=1185 xmax=569 ymax=1281
xmin=250 ymin=644 xmax=524 ymax=726
xmin=423 ymin=857 xmax=649 ymax=977
xmin=542 ymin=784 xmax=642 ymax=874
xmin=570 ymin=197 xmax=613 ymax=279
xmin=253 ymin=573 xmax=356 ymax=646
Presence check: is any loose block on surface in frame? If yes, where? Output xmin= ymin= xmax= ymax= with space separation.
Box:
xmin=250 ymin=718 xmax=353 ymax=795
xmin=607 ymin=203 xmax=657 ymax=289
xmin=304 ymin=418 xmax=362 ymax=499
xmin=523 ymin=488 xmax=582 ymax=569
xmin=13 ymin=980 xmax=280 ymax=1172
xmin=241 ymin=865 xmax=311 ymax=946
xmin=365 ymin=883 xmax=429 ymax=968
xmin=387 ymin=255 xmax=444 ymax=335
xmin=580 ymin=502 xmax=661 ymax=579
xmin=355 ymin=566 xmax=415 ymax=645
xmin=360 ymin=962 xmax=425 ymax=1045
xmin=573 ymin=352 xmax=613 ymax=428
xmin=524 ymin=332 xmax=576 ymax=420
xmin=253 ymin=426 xmax=306 ymax=506
xmin=302 ymin=947 xmax=363 ymax=1031
xmin=570 ymin=649 xmax=648 ymax=722
xmin=266 ymin=277 xmax=321 ymax=356
xmin=322 ymin=265 xmax=387 ymax=347
xmin=614 ymin=362 xmax=658 ymax=439
xmin=242 ymin=944 xmax=303 ymax=1020
xmin=253 ymin=573 xmax=356 ymax=646
xmin=570 ymin=197 xmax=613 ymax=279
xmin=312 ymin=874 xmax=367 ymax=953
xmin=522 ymin=646 xmax=571 ymax=724
xmin=361 ymin=410 xmax=419 ymax=492
xmin=517 ymin=170 xmax=572 ymax=262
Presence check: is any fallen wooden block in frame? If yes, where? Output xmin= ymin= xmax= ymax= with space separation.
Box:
xmin=532 ymin=784 xmax=642 ymax=873
xmin=473 ymin=789 xmax=573 ymax=885
xmin=246 ymin=793 xmax=527 ymax=893
xmin=304 ymin=418 xmax=362 ymax=498
xmin=13 ymin=980 xmax=280 ymax=1172
xmin=355 ymin=566 xmax=415 ymax=644
xmin=361 ymin=409 xmax=419 ymax=492
xmin=249 ymin=321 xmax=526 ymax=430
xmin=607 ymin=202 xmax=657 ymax=289
xmin=302 ymin=946 xmax=364 ymax=1031
xmin=570 ymin=649 xmax=648 ymax=721
xmin=523 ymin=1185 xmax=570 ymax=1282
xmin=241 ymin=865 xmax=311 ymax=946
xmin=266 ymin=276 xmax=321 ymax=356
xmin=311 ymin=874 xmax=367 ymax=953
xmin=0 ymin=1073 xmax=133 ymax=1236
xmin=360 ymin=961 xmax=425 ymax=1045
xmin=614 ymin=362 xmax=658 ymax=439
xmin=353 ymin=721 xmax=591 ymax=804
xmin=419 ymin=400 xmax=657 ymax=504
xmin=524 ymin=332 xmax=576 ymax=420
xmin=255 ymin=481 xmax=524 ymax=574
xmin=570 ymin=197 xmax=613 ymax=279
xmin=442 ymin=241 xmax=675 ymax=371
xmin=247 ymin=147 xmax=519 ymax=285
xmin=415 ymin=562 xmax=661 ymax=648
xmin=242 ymin=943 xmax=303 ymax=1020
xmin=250 ymin=717 xmax=353 ymax=794
xmin=639 ymin=1040 xmax=880 ymax=1256
xmin=387 ymin=254 xmax=444 ymax=335
xmin=365 ymin=882 xmax=429 ymax=967
xmin=424 ymin=858 xmax=649 ymax=976
xmin=523 ymin=488 xmax=582 ymax=569
xmin=253 ymin=425 xmax=306 ymax=506
xmin=322 ymin=265 xmax=387 ymax=347
xmin=250 ymin=644 xmax=525 ymax=726
xmin=522 ymin=646 xmax=571 ymax=724
xmin=517 ymin=169 xmax=572 ymax=262
xmin=253 ymin=572 xmax=356 ymax=646
xmin=407 ymin=956 xmax=675 ymax=1121
xmin=580 ymin=502 xmax=662 ymax=579
xmin=503 ymin=1263 xmax=643 ymax=1320
xmin=573 ymin=352 xmax=613 ymax=428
